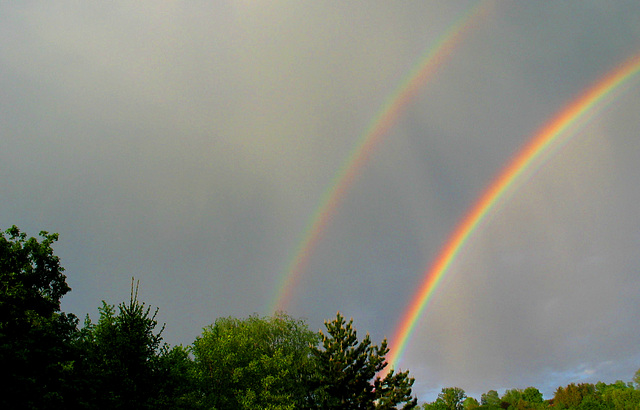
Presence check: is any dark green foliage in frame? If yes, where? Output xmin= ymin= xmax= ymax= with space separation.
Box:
xmin=310 ymin=312 xmax=417 ymax=409
xmin=0 ymin=226 xmax=79 ymax=409
xmin=192 ymin=312 xmax=319 ymax=409
xmin=154 ymin=344 xmax=201 ymax=409
xmin=75 ymin=280 xmax=194 ymax=409
xmin=6 ymin=225 xmax=640 ymax=409
xmin=576 ymin=395 xmax=606 ymax=410
xmin=522 ymin=387 xmax=543 ymax=405
xmin=481 ymin=390 xmax=501 ymax=408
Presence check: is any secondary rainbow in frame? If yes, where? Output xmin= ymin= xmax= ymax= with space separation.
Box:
xmin=270 ymin=1 xmax=492 ymax=313
xmin=385 ymin=51 xmax=640 ymax=373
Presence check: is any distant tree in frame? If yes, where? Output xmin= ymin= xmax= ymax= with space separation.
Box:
xmin=501 ymin=389 xmax=523 ymax=406
xmin=310 ymin=312 xmax=417 ymax=409
xmin=420 ymin=389 xmax=468 ymax=410
xmin=553 ymin=383 xmax=599 ymax=409
xmin=577 ymin=394 xmax=606 ymax=410
xmin=437 ymin=387 xmax=466 ymax=410
xmin=597 ymin=380 xmax=640 ymax=409
xmin=522 ymin=387 xmax=543 ymax=405
xmin=422 ymin=399 xmax=447 ymax=410
xmin=463 ymin=396 xmax=480 ymax=409
xmin=634 ymin=368 xmax=640 ymax=389
xmin=0 ymin=226 xmax=79 ymax=409
xmin=192 ymin=312 xmax=318 ymax=409
xmin=480 ymin=390 xmax=501 ymax=408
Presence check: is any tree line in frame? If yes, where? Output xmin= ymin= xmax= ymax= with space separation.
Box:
xmin=1 ymin=226 xmax=416 ymax=409
xmin=2 ymin=226 xmax=638 ymax=409
xmin=420 ymin=378 xmax=640 ymax=410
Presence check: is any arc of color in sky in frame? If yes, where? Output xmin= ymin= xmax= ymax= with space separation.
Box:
xmin=385 ymin=51 xmax=640 ymax=373
xmin=270 ymin=1 xmax=492 ymax=313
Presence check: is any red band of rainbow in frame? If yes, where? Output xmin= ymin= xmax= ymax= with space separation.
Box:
xmin=386 ymin=51 xmax=640 ymax=373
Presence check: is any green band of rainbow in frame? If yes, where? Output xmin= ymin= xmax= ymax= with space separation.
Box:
xmin=386 ymin=51 xmax=640 ymax=373
xmin=270 ymin=1 xmax=492 ymax=313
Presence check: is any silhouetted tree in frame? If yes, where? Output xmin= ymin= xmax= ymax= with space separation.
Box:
xmin=0 ymin=226 xmax=79 ymax=409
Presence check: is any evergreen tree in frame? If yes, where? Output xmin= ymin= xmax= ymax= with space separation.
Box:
xmin=75 ymin=280 xmax=194 ymax=409
xmin=310 ymin=312 xmax=417 ymax=409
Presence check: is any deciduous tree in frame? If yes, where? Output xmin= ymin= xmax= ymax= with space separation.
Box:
xmin=553 ymin=383 xmax=595 ymax=409
xmin=522 ymin=387 xmax=543 ymax=405
xmin=480 ymin=390 xmax=500 ymax=408
xmin=437 ymin=387 xmax=466 ymax=410
xmin=462 ymin=397 xmax=479 ymax=410
xmin=0 ymin=226 xmax=78 ymax=409
xmin=192 ymin=312 xmax=318 ymax=409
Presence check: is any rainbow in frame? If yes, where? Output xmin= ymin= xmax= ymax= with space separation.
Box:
xmin=270 ymin=1 xmax=492 ymax=313
xmin=385 ymin=51 xmax=640 ymax=373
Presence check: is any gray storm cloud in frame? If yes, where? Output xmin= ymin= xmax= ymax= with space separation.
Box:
xmin=2 ymin=1 xmax=640 ymax=402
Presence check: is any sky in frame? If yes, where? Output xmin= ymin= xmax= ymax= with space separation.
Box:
xmin=2 ymin=0 xmax=640 ymax=403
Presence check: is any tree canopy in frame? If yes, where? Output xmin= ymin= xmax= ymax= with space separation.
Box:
xmin=0 ymin=226 xmax=78 ymax=409
xmin=192 ymin=312 xmax=318 ymax=409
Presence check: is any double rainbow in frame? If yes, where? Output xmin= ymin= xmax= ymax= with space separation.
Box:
xmin=386 ymin=51 xmax=640 ymax=372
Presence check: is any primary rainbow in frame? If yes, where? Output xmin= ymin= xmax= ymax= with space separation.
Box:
xmin=385 ymin=51 xmax=640 ymax=373
xmin=270 ymin=1 xmax=492 ymax=313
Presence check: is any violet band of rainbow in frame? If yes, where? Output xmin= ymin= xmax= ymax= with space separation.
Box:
xmin=385 ymin=51 xmax=640 ymax=374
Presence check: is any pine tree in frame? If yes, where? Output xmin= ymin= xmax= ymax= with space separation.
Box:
xmin=75 ymin=279 xmax=193 ymax=409
xmin=310 ymin=312 xmax=417 ymax=409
